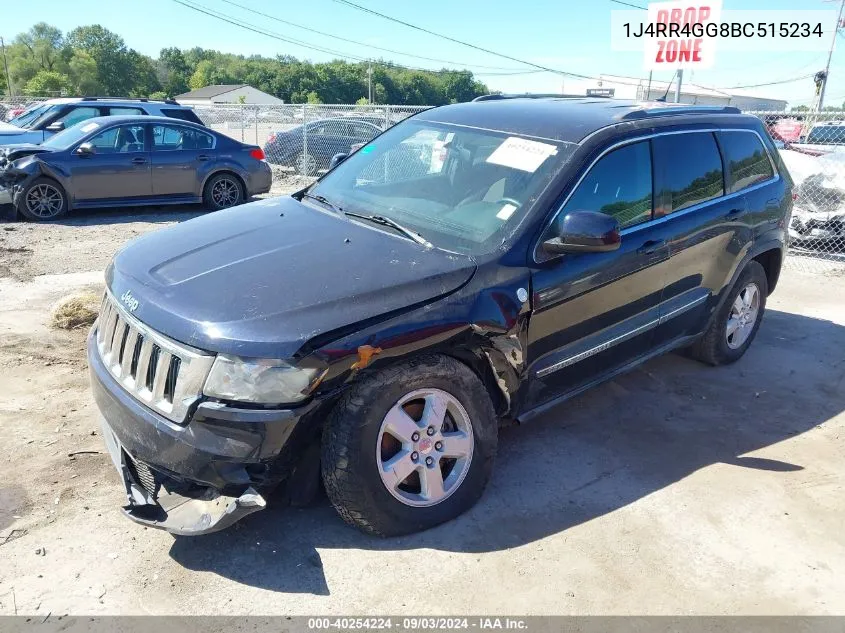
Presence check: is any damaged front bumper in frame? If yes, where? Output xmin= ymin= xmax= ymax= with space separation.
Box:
xmin=87 ymin=328 xmax=318 ymax=535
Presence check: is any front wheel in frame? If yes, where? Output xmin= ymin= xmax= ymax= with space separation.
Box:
xmin=689 ymin=260 xmax=768 ymax=366
xmin=17 ymin=177 xmax=68 ymax=221
xmin=203 ymin=173 xmax=244 ymax=210
xmin=322 ymin=355 xmax=497 ymax=536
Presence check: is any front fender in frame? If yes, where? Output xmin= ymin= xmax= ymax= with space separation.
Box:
xmin=305 ymin=263 xmax=532 ymax=418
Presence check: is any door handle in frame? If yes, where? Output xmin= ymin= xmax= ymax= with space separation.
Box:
xmin=637 ymin=239 xmax=665 ymax=255
xmin=131 ymin=157 xmax=147 ymax=165
xmin=724 ymin=207 xmax=743 ymax=219
xmin=197 ymin=154 xmax=211 ymax=162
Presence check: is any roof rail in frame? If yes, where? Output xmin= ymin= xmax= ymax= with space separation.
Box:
xmin=621 ymin=104 xmax=742 ymax=120
xmin=472 ymin=93 xmax=598 ymax=102
xmin=79 ymin=96 xmax=181 ymax=105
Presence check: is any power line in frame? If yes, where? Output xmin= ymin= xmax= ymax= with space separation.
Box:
xmin=717 ymin=74 xmax=815 ymax=90
xmin=171 ymin=0 xmax=513 ymax=77
xmin=218 ymin=0 xmax=525 ymax=71
xmin=330 ymin=0 xmax=604 ymax=80
xmin=608 ymin=0 xmax=647 ymax=9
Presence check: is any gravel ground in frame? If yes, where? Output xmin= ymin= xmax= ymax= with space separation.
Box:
xmin=0 ymin=193 xmax=844 ymax=616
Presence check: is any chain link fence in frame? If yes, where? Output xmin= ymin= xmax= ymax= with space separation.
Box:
xmin=2 ymin=97 xmax=844 ymax=274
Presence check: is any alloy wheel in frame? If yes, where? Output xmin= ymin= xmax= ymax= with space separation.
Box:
xmin=25 ymin=184 xmax=64 ymax=218
xmin=726 ymin=282 xmax=760 ymax=349
xmin=376 ymin=388 xmax=474 ymax=507
xmin=211 ymin=178 xmax=239 ymax=208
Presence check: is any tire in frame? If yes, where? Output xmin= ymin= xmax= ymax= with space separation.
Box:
xmin=202 ymin=173 xmax=244 ymax=210
xmin=689 ymin=261 xmax=768 ymax=366
xmin=17 ymin=177 xmax=68 ymax=221
xmin=295 ymin=152 xmax=319 ymax=176
xmin=322 ymin=355 xmax=497 ymax=537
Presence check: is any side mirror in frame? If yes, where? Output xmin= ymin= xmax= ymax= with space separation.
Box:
xmin=329 ymin=152 xmax=348 ymax=170
xmin=543 ymin=210 xmax=621 ymax=255
xmin=45 ymin=121 xmax=65 ymax=132
xmin=75 ymin=142 xmax=95 ymax=157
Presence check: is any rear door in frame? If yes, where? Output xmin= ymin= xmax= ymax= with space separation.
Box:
xmin=70 ymin=123 xmax=152 ymax=202
xmin=649 ymin=131 xmax=751 ymax=346
xmin=526 ymin=139 xmax=671 ymax=408
xmin=150 ymin=123 xmax=216 ymax=197
xmin=309 ymin=120 xmax=353 ymax=164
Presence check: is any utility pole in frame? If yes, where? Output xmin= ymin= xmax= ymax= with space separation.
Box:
xmin=674 ymin=69 xmax=683 ymax=103
xmin=367 ymin=62 xmax=373 ymax=104
xmin=0 ymin=36 xmax=12 ymax=98
xmin=818 ymin=0 xmax=845 ymax=110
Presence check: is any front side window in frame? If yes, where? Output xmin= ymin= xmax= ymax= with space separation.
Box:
xmin=57 ymin=106 xmax=100 ymax=128
xmin=555 ymin=140 xmax=653 ymax=232
xmin=152 ymin=124 xmax=214 ymax=150
xmin=653 ymin=132 xmax=724 ymax=216
xmin=308 ymin=119 xmax=576 ymax=254
xmin=88 ymin=124 xmax=146 ymax=153
xmin=718 ymin=132 xmax=774 ymax=193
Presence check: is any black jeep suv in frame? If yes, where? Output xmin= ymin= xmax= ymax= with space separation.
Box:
xmin=88 ymin=97 xmax=792 ymax=536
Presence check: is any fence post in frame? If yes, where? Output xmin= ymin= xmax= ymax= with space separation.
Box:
xmin=254 ymin=106 xmax=258 ymax=146
xmin=240 ymin=106 xmax=245 ymax=142
xmin=384 ymin=104 xmax=390 ymax=129
xmin=302 ymin=103 xmax=308 ymax=172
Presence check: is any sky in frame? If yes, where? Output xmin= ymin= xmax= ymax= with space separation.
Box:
xmin=1 ymin=0 xmax=842 ymax=108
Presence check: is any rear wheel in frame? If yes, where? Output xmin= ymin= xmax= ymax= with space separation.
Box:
xmin=17 ymin=178 xmax=68 ymax=221
xmin=689 ymin=261 xmax=768 ymax=366
xmin=203 ymin=173 xmax=244 ymax=210
xmin=322 ymin=355 xmax=497 ymax=536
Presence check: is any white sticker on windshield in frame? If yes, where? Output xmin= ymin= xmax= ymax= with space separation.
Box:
xmin=486 ymin=137 xmax=558 ymax=173
xmin=497 ymin=203 xmax=517 ymax=220
xmin=80 ymin=122 xmax=100 ymax=133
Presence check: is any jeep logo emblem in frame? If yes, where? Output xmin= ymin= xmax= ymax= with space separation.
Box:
xmin=120 ymin=290 xmax=139 ymax=313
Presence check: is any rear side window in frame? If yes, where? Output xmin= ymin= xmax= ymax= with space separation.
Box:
xmin=558 ymin=140 xmax=653 ymax=230
xmin=160 ymin=108 xmax=204 ymax=125
xmin=653 ymin=132 xmax=723 ymax=216
xmin=718 ymin=132 xmax=774 ymax=193
xmin=109 ymin=106 xmax=144 ymax=116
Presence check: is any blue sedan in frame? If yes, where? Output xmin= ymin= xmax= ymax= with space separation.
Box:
xmin=0 ymin=115 xmax=272 ymax=221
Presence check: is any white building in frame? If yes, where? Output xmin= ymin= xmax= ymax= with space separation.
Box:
xmin=175 ymin=84 xmax=284 ymax=105
xmin=561 ymin=75 xmax=787 ymax=111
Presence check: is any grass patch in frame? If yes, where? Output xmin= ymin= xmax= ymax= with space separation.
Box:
xmin=51 ymin=292 xmax=101 ymax=330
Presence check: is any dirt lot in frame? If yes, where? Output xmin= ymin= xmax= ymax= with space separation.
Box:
xmin=0 ymin=198 xmax=844 ymax=616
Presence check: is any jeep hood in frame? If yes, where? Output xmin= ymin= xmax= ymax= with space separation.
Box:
xmin=108 ymin=196 xmax=477 ymax=358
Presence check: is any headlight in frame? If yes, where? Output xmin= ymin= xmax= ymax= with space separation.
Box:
xmin=203 ymin=354 xmax=321 ymax=404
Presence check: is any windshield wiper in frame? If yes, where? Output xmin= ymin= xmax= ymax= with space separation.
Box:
xmin=301 ymin=191 xmax=342 ymax=213
xmin=343 ymin=211 xmax=432 ymax=248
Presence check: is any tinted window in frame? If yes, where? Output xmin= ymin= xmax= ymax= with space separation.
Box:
xmin=310 ymin=120 xmax=351 ymax=137
xmin=88 ymin=124 xmax=146 ymax=153
xmin=57 ymin=106 xmax=100 ymax=128
xmin=108 ymin=107 xmax=144 ymax=116
xmin=719 ymin=131 xmax=774 ymax=193
xmin=558 ymin=140 xmax=653 ymax=230
xmin=807 ymin=125 xmax=845 ymax=144
xmin=152 ymin=124 xmax=214 ymax=150
xmin=350 ymin=122 xmax=379 ymax=141
xmin=161 ymin=108 xmax=204 ymax=125
xmin=653 ymin=133 xmax=723 ymax=216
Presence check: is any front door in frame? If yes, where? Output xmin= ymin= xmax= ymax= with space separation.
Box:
xmin=150 ymin=123 xmax=216 ymax=197
xmin=70 ymin=123 xmax=151 ymax=202
xmin=525 ymin=139 xmax=670 ymax=409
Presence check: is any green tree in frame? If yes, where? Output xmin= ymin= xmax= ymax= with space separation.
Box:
xmin=791 ymin=105 xmax=810 ymax=113
xmin=67 ymin=25 xmax=134 ymax=95
xmin=306 ymin=90 xmax=323 ymax=104
xmin=24 ymin=70 xmax=72 ymax=96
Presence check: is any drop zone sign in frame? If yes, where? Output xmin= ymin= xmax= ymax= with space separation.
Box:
xmin=644 ymin=0 xmax=722 ymax=69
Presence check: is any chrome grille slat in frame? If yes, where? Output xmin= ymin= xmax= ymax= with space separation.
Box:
xmin=95 ymin=290 xmax=215 ymax=423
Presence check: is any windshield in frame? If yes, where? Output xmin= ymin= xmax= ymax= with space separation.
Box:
xmin=40 ymin=120 xmax=102 ymax=150
xmin=807 ymin=125 xmax=845 ymax=145
xmin=308 ymin=119 xmax=576 ymax=254
xmin=8 ymin=103 xmax=60 ymax=129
